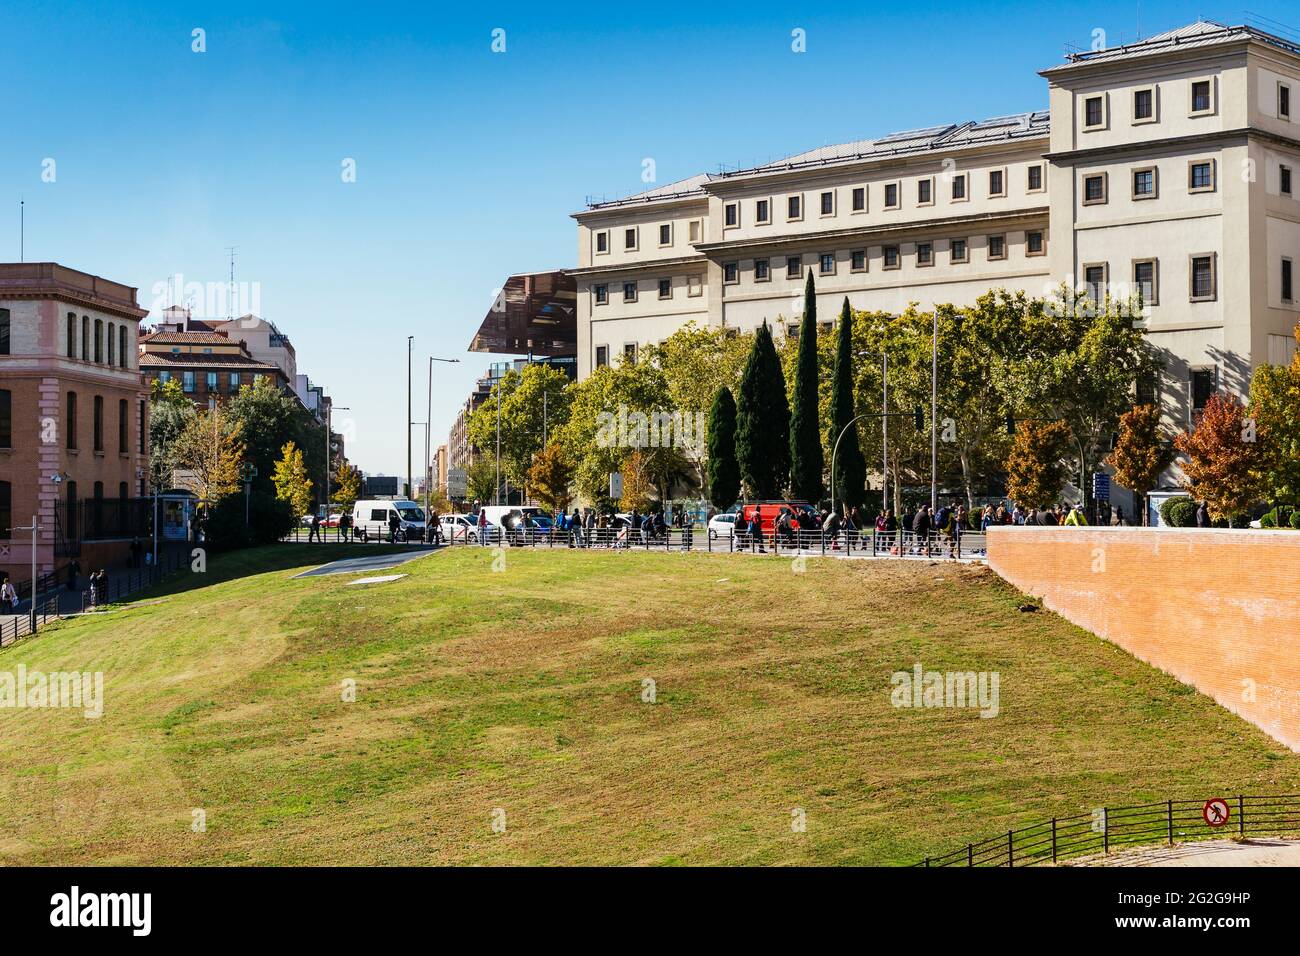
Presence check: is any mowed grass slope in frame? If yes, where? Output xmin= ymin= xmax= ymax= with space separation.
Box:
xmin=1 ymin=544 xmax=1296 ymax=866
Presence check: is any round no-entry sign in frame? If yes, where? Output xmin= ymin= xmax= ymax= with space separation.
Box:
xmin=1203 ymin=798 xmax=1231 ymax=827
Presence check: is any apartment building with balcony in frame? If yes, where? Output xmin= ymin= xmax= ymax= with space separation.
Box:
xmin=138 ymin=328 xmax=291 ymax=404
xmin=0 ymin=262 xmax=150 ymax=589
xmin=571 ymin=21 xmax=1300 ymax=434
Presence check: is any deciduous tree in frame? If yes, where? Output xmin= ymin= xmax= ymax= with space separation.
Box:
xmin=1174 ymin=391 xmax=1267 ymax=526
xmin=1005 ymin=420 xmax=1071 ymax=509
xmin=527 ymin=443 xmax=575 ymax=513
xmin=1248 ymin=324 xmax=1300 ymax=505
xmin=1105 ymin=404 xmax=1174 ymax=524
xmin=172 ymin=404 xmax=244 ymax=502
xmin=272 ymin=441 xmax=313 ymax=517
xmin=331 ymin=461 xmax=362 ymax=510
xmin=148 ymin=377 xmax=195 ymax=491
xmin=466 ymin=363 xmax=572 ymax=492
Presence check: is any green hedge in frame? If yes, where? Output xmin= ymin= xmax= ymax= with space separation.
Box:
xmin=1159 ymin=496 xmax=1198 ymax=528
xmin=1261 ymin=506 xmax=1300 ymax=530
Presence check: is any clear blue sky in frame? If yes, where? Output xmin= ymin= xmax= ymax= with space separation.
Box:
xmin=3 ymin=1 xmax=1297 ymax=477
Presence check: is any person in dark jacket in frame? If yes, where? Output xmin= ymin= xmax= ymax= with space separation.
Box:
xmin=912 ymin=506 xmax=932 ymax=554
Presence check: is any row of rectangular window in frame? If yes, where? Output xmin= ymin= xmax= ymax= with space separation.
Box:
xmin=595 ymin=221 xmax=702 ymax=254
xmin=1084 ymin=78 xmax=1291 ymax=130
xmin=593 ymin=233 xmax=1046 ymax=303
xmin=54 ymin=392 xmax=135 ymax=453
xmin=718 ymin=232 xmax=1044 ymax=283
xmin=155 ymin=369 xmax=259 ymax=393
xmin=1082 ymin=78 xmax=1225 ymax=130
xmin=593 ymin=276 xmax=704 ymax=305
xmin=64 ymin=312 xmax=132 ymax=368
xmin=1082 ymin=159 xmax=1220 ymax=205
xmin=591 ymin=167 xmax=1045 ymax=256
xmin=593 ymin=344 xmax=637 ymax=368
xmin=723 ymin=168 xmax=1042 ymax=228
xmin=1080 ymin=254 xmax=1219 ymax=306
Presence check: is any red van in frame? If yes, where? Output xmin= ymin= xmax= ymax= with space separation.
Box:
xmin=740 ymin=501 xmax=814 ymax=534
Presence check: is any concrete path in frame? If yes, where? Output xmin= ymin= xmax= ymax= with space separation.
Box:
xmin=292 ymin=548 xmax=441 ymax=578
xmin=1074 ymin=838 xmax=1300 ymax=867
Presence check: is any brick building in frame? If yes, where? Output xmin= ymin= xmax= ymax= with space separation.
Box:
xmin=138 ymin=328 xmax=291 ymax=405
xmin=0 ymin=263 xmax=150 ymax=590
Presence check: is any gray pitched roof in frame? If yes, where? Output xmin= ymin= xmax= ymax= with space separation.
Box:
xmin=583 ymin=111 xmax=1048 ymax=210
xmin=1045 ymin=20 xmax=1300 ymax=72
xmin=722 ymin=111 xmax=1049 ymax=179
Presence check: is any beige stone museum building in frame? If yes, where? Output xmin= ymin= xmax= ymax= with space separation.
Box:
xmin=570 ymin=21 xmax=1300 ymax=431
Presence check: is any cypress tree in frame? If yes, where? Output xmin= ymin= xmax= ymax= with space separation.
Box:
xmin=736 ymin=320 xmax=791 ymax=500
xmin=706 ymin=386 xmax=741 ymax=510
xmin=830 ymin=297 xmax=866 ymax=513
xmin=789 ymin=270 xmax=824 ymax=502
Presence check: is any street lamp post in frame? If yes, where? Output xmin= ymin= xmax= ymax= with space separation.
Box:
xmin=495 ymin=381 xmax=501 ymax=506
xmin=14 ymin=515 xmax=40 ymax=631
xmin=930 ymin=311 xmax=938 ymax=513
xmin=882 ymin=352 xmax=889 ymax=514
xmin=427 ymin=356 xmax=460 ymax=521
xmin=326 ymin=404 xmax=349 ymax=520
xmin=831 ymin=409 xmax=918 ymax=518
xmin=406 ymin=336 xmax=414 ymax=500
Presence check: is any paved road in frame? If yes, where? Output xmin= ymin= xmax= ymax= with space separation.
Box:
xmin=292 ymin=548 xmax=442 ymax=578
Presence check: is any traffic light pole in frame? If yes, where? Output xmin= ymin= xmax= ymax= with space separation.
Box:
xmin=831 ymin=410 xmax=923 ymax=518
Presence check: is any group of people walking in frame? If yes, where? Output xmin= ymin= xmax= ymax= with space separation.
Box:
xmin=65 ymin=561 xmax=111 ymax=608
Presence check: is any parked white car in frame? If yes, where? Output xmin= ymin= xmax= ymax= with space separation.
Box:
xmin=708 ymin=513 xmax=738 ymax=539
xmin=440 ymin=514 xmax=494 ymax=543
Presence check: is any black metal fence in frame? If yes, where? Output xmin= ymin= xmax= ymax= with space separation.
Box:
xmin=75 ymin=546 xmax=193 ymax=614
xmin=280 ymin=524 xmax=989 ymax=560
xmin=56 ymin=497 xmax=153 ymax=548
xmin=0 ymin=594 xmax=61 ymax=647
xmin=917 ymin=795 xmax=1300 ymax=866
xmin=0 ymin=546 xmax=194 ymax=649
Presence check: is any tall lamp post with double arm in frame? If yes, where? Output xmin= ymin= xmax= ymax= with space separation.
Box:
xmin=426 ymin=356 xmax=460 ymax=525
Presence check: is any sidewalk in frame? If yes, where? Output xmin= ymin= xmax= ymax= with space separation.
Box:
xmin=50 ymin=543 xmax=192 ymax=615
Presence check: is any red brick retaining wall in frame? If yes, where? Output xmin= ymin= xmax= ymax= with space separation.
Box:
xmin=987 ymin=527 xmax=1300 ymax=751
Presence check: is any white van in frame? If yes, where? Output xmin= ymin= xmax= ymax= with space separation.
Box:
xmin=480 ymin=505 xmax=523 ymax=529
xmin=352 ymin=499 xmax=426 ymax=541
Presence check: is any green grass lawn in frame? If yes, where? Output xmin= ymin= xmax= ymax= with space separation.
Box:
xmin=1 ymin=543 xmax=1296 ymax=866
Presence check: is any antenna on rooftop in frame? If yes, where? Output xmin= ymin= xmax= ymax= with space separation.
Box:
xmin=225 ymin=246 xmax=237 ymax=323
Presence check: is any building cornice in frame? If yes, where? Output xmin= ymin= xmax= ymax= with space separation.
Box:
xmin=1044 ymin=126 xmax=1300 ymax=163
xmin=568 ymin=254 xmax=707 ymax=278
xmin=572 ymin=193 xmax=709 ymax=222
xmin=694 ymin=207 xmax=1050 ymax=254
xmin=0 ymin=263 xmax=148 ymax=320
